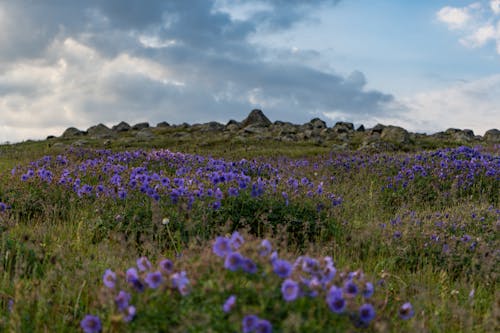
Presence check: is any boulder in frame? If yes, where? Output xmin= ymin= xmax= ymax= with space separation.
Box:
xmin=309 ymin=118 xmax=327 ymax=130
xmin=136 ymin=128 xmax=155 ymax=140
xmin=370 ymin=124 xmax=386 ymax=134
xmin=112 ymin=121 xmax=131 ymax=132
xmin=62 ymin=127 xmax=85 ymax=138
xmin=483 ymin=128 xmax=500 ymax=143
xmin=200 ymin=121 xmax=224 ymax=132
xmin=156 ymin=121 xmax=170 ymax=128
xmin=87 ymin=124 xmax=116 ymax=139
xmin=356 ymin=125 xmax=365 ymax=132
xmin=332 ymin=122 xmax=354 ymax=133
xmin=381 ymin=125 xmax=410 ymax=144
xmin=241 ymin=109 xmax=271 ymax=128
xmin=132 ymin=122 xmax=150 ymax=130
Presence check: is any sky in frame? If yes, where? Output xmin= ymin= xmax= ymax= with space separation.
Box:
xmin=0 ymin=0 xmax=499 ymax=143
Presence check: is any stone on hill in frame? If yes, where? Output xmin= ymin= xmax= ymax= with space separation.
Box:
xmin=87 ymin=124 xmax=116 ymax=139
xmin=156 ymin=121 xmax=170 ymax=128
xmin=62 ymin=127 xmax=85 ymax=138
xmin=132 ymin=122 xmax=150 ymax=130
xmin=309 ymin=118 xmax=327 ymax=130
xmin=136 ymin=128 xmax=155 ymax=140
xmin=332 ymin=122 xmax=354 ymax=133
xmin=356 ymin=125 xmax=365 ymax=132
xmin=381 ymin=125 xmax=410 ymax=144
xmin=241 ymin=109 xmax=271 ymax=128
xmin=112 ymin=121 xmax=131 ymax=132
xmin=370 ymin=124 xmax=386 ymax=134
xmin=484 ymin=128 xmax=500 ymax=143
xmin=200 ymin=121 xmax=224 ymax=132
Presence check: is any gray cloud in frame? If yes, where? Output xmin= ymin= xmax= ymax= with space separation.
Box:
xmin=0 ymin=0 xmax=397 ymax=142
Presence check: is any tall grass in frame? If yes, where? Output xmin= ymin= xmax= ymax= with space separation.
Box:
xmin=0 ymin=142 xmax=498 ymax=332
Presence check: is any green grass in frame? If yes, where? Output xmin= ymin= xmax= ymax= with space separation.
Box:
xmin=0 ymin=137 xmax=498 ymax=332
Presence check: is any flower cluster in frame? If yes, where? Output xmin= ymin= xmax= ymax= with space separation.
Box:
xmin=81 ymin=256 xmax=189 ymax=330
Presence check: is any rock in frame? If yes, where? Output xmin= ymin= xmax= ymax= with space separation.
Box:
xmin=370 ymin=124 xmax=386 ymax=134
xmin=62 ymin=127 xmax=85 ymax=138
xmin=156 ymin=121 xmax=170 ymax=128
xmin=332 ymin=122 xmax=354 ymax=134
xmin=136 ymin=128 xmax=155 ymax=140
xmin=132 ymin=122 xmax=150 ymax=130
xmin=200 ymin=121 xmax=224 ymax=132
xmin=356 ymin=125 xmax=365 ymax=132
xmin=381 ymin=125 xmax=410 ymax=144
xmin=484 ymin=129 xmax=500 ymax=143
xmin=46 ymin=135 xmax=56 ymax=140
xmin=87 ymin=124 xmax=116 ymax=139
xmin=445 ymin=128 xmax=475 ymax=142
xmin=241 ymin=109 xmax=271 ymax=128
xmin=112 ymin=121 xmax=131 ymax=132
xmin=242 ymin=124 xmax=269 ymax=135
xmin=309 ymin=118 xmax=327 ymax=130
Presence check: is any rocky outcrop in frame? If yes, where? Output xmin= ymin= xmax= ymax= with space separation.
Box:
xmin=156 ymin=121 xmax=170 ymax=128
xmin=132 ymin=122 xmax=150 ymax=131
xmin=112 ymin=121 xmax=131 ymax=132
xmin=62 ymin=127 xmax=85 ymax=138
xmin=241 ymin=109 xmax=271 ymax=128
xmin=87 ymin=124 xmax=116 ymax=139
xmin=381 ymin=125 xmax=410 ymax=144
xmin=484 ymin=129 xmax=500 ymax=143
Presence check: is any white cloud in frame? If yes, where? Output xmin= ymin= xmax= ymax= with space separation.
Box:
xmin=491 ymin=0 xmax=500 ymax=14
xmin=400 ymin=74 xmax=500 ymax=135
xmin=437 ymin=6 xmax=472 ymax=30
xmin=438 ymin=1 xmax=500 ymax=55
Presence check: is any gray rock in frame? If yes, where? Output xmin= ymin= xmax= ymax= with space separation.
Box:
xmin=356 ymin=125 xmax=365 ymax=132
xmin=484 ymin=128 xmax=500 ymax=143
xmin=243 ymin=124 xmax=269 ymax=135
xmin=241 ymin=109 xmax=271 ymax=128
xmin=112 ymin=121 xmax=131 ymax=132
xmin=156 ymin=121 xmax=170 ymax=128
xmin=370 ymin=124 xmax=386 ymax=134
xmin=136 ymin=128 xmax=155 ymax=140
xmin=381 ymin=125 xmax=410 ymax=144
xmin=62 ymin=127 xmax=85 ymax=138
xmin=200 ymin=121 xmax=224 ymax=132
xmin=332 ymin=122 xmax=354 ymax=133
xmin=309 ymin=118 xmax=327 ymax=130
xmin=87 ymin=124 xmax=116 ymax=139
xmin=132 ymin=122 xmax=150 ymax=130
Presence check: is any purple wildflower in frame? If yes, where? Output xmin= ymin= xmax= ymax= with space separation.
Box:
xmin=115 ymin=290 xmax=131 ymax=311
xmin=159 ymin=259 xmax=174 ymax=275
xmin=145 ymin=271 xmax=163 ymax=289
xmin=359 ymin=303 xmax=376 ymax=324
xmin=327 ymin=295 xmax=346 ymax=313
xmin=259 ymin=239 xmax=272 ymax=257
xmin=80 ymin=315 xmax=102 ymax=333
xmin=126 ymin=267 xmax=139 ymax=282
xmin=224 ymin=252 xmax=243 ymax=271
xmin=241 ymin=258 xmax=258 ymax=274
xmin=343 ymin=280 xmax=358 ymax=298
xmin=171 ymin=271 xmax=190 ymax=295
xmin=230 ymin=231 xmax=244 ymax=249
xmin=242 ymin=315 xmax=259 ymax=333
xmin=102 ymin=269 xmax=116 ymax=289
xmin=124 ymin=305 xmax=136 ymax=322
xmin=255 ymin=319 xmax=272 ymax=333
xmin=399 ymin=302 xmax=415 ymax=320
xmin=362 ymin=282 xmax=374 ymax=298
xmin=281 ymin=279 xmax=300 ymax=302
xmin=223 ymin=295 xmax=236 ymax=313
xmin=137 ymin=256 xmax=152 ymax=272
xmin=213 ymin=236 xmax=231 ymax=257
xmin=272 ymin=259 xmax=292 ymax=278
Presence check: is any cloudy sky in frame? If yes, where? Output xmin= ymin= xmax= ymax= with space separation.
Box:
xmin=1 ymin=0 xmax=499 ymax=143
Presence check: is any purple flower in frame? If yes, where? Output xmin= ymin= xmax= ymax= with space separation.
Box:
xmin=213 ymin=237 xmax=231 ymax=257
xmin=224 ymin=252 xmax=243 ymax=271
xmin=0 ymin=202 xmax=6 ymax=212
xmin=362 ymin=282 xmax=374 ymax=298
xmin=230 ymin=231 xmax=244 ymax=249
xmin=223 ymin=295 xmax=236 ymax=313
xmin=259 ymin=239 xmax=272 ymax=257
xmin=145 ymin=271 xmax=163 ymax=289
xmin=159 ymin=259 xmax=174 ymax=275
xmin=359 ymin=303 xmax=376 ymax=324
xmin=171 ymin=271 xmax=190 ymax=295
xmin=102 ymin=269 xmax=116 ymax=289
xmin=80 ymin=315 xmax=102 ymax=333
xmin=281 ymin=279 xmax=300 ymax=302
xmin=137 ymin=256 xmax=152 ymax=272
xmin=272 ymin=259 xmax=292 ymax=278
xmin=327 ymin=296 xmax=346 ymax=313
xmin=399 ymin=302 xmax=415 ymax=320
xmin=115 ymin=290 xmax=131 ymax=311
xmin=124 ymin=305 xmax=136 ymax=322
xmin=343 ymin=280 xmax=358 ymax=298
xmin=255 ymin=319 xmax=272 ymax=333
xmin=242 ymin=315 xmax=259 ymax=333
xmin=241 ymin=258 xmax=258 ymax=274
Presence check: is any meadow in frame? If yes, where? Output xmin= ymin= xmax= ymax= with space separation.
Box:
xmin=0 ymin=138 xmax=498 ymax=332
